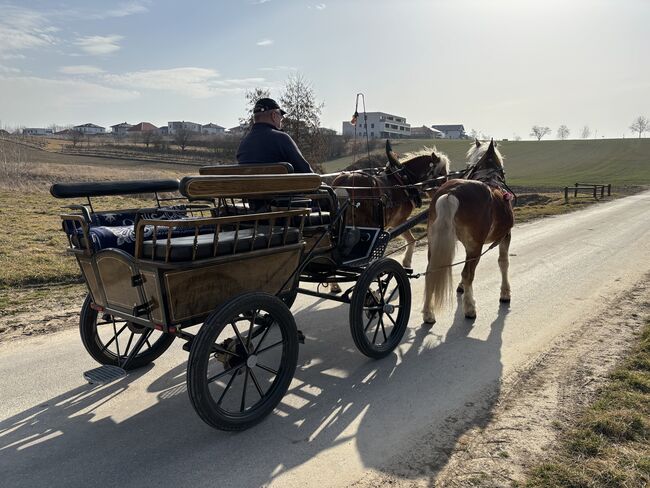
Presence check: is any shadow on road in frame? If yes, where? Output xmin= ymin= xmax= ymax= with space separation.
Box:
xmin=0 ymin=296 xmax=508 ymax=487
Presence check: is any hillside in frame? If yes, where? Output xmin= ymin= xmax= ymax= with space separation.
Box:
xmin=322 ymin=138 xmax=650 ymax=188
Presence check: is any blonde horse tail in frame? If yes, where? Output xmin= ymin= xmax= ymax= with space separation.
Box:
xmin=425 ymin=194 xmax=459 ymax=312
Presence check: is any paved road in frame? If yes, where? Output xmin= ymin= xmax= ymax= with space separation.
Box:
xmin=1 ymin=191 xmax=649 ymax=488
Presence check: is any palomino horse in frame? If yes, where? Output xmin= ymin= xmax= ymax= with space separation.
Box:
xmin=422 ymin=140 xmax=514 ymax=324
xmin=332 ymin=140 xmax=450 ymax=270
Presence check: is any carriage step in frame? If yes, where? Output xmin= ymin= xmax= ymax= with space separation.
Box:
xmin=83 ymin=365 xmax=127 ymax=384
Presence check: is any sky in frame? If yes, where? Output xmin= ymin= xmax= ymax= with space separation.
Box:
xmin=0 ymin=0 xmax=648 ymax=140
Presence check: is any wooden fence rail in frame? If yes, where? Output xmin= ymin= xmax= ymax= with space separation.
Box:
xmin=564 ymin=183 xmax=611 ymax=201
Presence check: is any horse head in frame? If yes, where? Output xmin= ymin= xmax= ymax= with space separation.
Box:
xmin=385 ymin=139 xmax=449 ymax=184
xmin=467 ymin=139 xmax=504 ymax=171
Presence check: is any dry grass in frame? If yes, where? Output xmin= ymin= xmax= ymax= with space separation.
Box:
xmin=524 ymin=321 xmax=650 ymax=487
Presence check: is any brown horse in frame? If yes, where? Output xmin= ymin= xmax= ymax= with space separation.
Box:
xmin=332 ymin=140 xmax=450 ymax=269
xmin=422 ymin=140 xmax=514 ymax=324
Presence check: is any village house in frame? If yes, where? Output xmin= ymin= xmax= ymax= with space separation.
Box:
xmin=342 ymin=112 xmax=411 ymax=139
xmin=201 ymin=123 xmax=226 ymax=135
xmin=128 ymin=122 xmax=158 ymax=133
xmin=168 ymin=121 xmax=201 ymax=135
xmin=74 ymin=123 xmax=105 ymax=135
xmin=431 ymin=124 xmax=467 ymax=139
xmin=22 ymin=128 xmax=53 ymax=136
xmin=110 ymin=122 xmax=132 ymax=135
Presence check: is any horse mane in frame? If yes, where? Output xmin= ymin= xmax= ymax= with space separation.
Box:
xmin=466 ymin=141 xmax=505 ymax=168
xmin=401 ymin=146 xmax=451 ymax=175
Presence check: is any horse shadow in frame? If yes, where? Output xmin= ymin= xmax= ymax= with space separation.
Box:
xmin=0 ymin=295 xmax=508 ymax=487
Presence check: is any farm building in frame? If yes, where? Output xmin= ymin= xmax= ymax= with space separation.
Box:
xmin=202 ymin=123 xmax=226 ymax=135
xmin=409 ymin=126 xmax=444 ymax=139
xmin=342 ymin=112 xmax=411 ymax=139
xmin=168 ymin=121 xmax=201 ymax=135
xmin=110 ymin=122 xmax=132 ymax=135
xmin=129 ymin=122 xmax=158 ymax=133
xmin=23 ymin=128 xmax=53 ymax=136
xmin=74 ymin=123 xmax=105 ymax=135
xmin=431 ymin=124 xmax=467 ymax=139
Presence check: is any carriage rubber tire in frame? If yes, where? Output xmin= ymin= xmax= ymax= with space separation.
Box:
xmin=187 ymin=292 xmax=299 ymax=431
xmin=79 ymin=293 xmax=175 ymax=370
xmin=349 ymin=258 xmax=411 ymax=359
xmin=279 ymin=285 xmax=299 ymax=309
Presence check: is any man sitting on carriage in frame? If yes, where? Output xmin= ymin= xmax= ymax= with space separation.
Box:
xmin=236 ymin=97 xmax=314 ymax=174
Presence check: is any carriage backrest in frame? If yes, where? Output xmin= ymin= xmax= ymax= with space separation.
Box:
xmin=180 ymin=174 xmax=322 ymax=199
xmin=199 ymin=163 xmax=294 ymax=176
xmin=50 ymin=179 xmax=180 ymax=199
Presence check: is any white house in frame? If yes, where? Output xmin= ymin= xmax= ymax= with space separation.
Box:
xmin=431 ymin=124 xmax=467 ymax=139
xmin=168 ymin=121 xmax=202 ymax=135
xmin=201 ymin=123 xmax=225 ymax=135
xmin=74 ymin=123 xmax=106 ymax=135
xmin=342 ymin=112 xmax=411 ymax=139
xmin=23 ymin=128 xmax=53 ymax=136
xmin=110 ymin=122 xmax=132 ymax=135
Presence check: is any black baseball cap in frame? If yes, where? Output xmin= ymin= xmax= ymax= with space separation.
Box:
xmin=253 ymin=97 xmax=286 ymax=115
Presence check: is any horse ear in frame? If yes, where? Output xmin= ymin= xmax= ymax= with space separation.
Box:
xmin=386 ymin=139 xmax=401 ymax=167
xmin=431 ymin=150 xmax=440 ymax=164
xmin=475 ymin=139 xmax=481 ymax=148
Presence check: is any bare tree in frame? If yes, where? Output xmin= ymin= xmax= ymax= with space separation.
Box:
xmin=530 ymin=125 xmax=551 ymax=141
xmin=557 ymin=125 xmax=570 ymax=140
xmin=629 ymin=115 xmax=648 ymax=138
xmin=280 ymin=73 xmax=325 ymax=163
xmin=581 ymin=125 xmax=591 ymax=139
xmin=69 ymin=130 xmax=83 ymax=148
xmin=173 ymin=127 xmax=193 ymax=152
xmin=141 ymin=130 xmax=155 ymax=148
xmin=240 ymin=87 xmax=271 ymax=127
xmin=469 ymin=128 xmax=479 ymax=140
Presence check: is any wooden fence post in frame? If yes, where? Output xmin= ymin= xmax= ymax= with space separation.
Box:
xmin=600 ymin=185 xmax=605 ymax=198
xmin=574 ymin=183 xmax=578 ymax=197
xmin=593 ymin=186 xmax=597 ymax=199
xmin=564 ymin=186 xmax=569 ymax=202
xmin=607 ymin=184 xmax=611 ymax=196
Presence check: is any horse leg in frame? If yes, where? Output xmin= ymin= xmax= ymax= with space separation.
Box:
xmin=498 ymin=233 xmax=512 ymax=303
xmin=422 ymin=265 xmax=436 ymax=324
xmin=401 ymin=229 xmax=415 ymax=269
xmin=460 ymin=246 xmax=481 ymax=319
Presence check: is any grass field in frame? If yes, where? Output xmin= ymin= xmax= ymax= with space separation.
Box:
xmin=524 ymin=320 xmax=650 ymax=487
xmin=323 ymin=138 xmax=650 ymax=188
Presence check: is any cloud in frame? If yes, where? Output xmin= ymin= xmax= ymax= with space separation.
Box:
xmin=0 ymin=64 xmax=21 ymax=74
xmin=315 ymin=4 xmax=326 ymax=9
xmin=75 ymin=35 xmax=123 ymax=55
xmin=102 ymin=1 xmax=150 ymax=18
xmin=102 ymin=67 xmax=266 ymax=98
xmin=256 ymin=39 xmax=273 ymax=46
xmin=0 ymin=74 xmax=139 ymax=108
xmin=0 ymin=6 xmax=57 ymax=56
xmin=254 ymin=0 xmax=272 ymax=4
xmin=59 ymin=65 xmax=105 ymax=75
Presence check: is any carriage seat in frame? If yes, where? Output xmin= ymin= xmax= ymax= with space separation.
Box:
xmin=140 ymin=225 xmax=301 ymax=262
xmin=66 ymin=206 xmax=215 ymax=254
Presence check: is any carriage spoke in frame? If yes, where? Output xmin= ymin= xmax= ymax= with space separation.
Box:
xmin=145 ymin=339 xmax=152 ymax=348
xmin=240 ymin=368 xmax=250 ymax=412
xmin=211 ymin=344 xmax=241 ymax=358
xmin=256 ymin=339 xmax=283 ymax=355
xmin=249 ymin=369 xmax=264 ymax=399
xmin=207 ymin=362 xmax=245 ymax=384
xmin=124 ymin=331 xmax=135 ymax=357
xmin=372 ymin=316 xmax=381 ymax=344
xmin=100 ymin=323 xmax=128 ymax=354
xmin=231 ymin=322 xmax=249 ymax=354
xmin=380 ymin=316 xmax=388 ymax=342
xmin=364 ymin=314 xmax=377 ymax=333
xmin=385 ymin=311 xmax=398 ymax=327
xmin=216 ymin=369 xmax=238 ymax=406
xmin=246 ymin=310 xmax=258 ymax=351
xmin=252 ymin=321 xmax=274 ymax=354
xmin=256 ymin=363 xmax=278 ymax=376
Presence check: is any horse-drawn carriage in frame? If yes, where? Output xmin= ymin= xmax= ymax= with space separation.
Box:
xmin=51 ymin=146 xmax=443 ymax=430
xmin=51 ymin=139 xmax=512 ymax=431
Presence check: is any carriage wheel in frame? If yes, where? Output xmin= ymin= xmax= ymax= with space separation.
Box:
xmin=349 ymin=258 xmax=411 ymax=359
xmin=187 ymin=292 xmax=299 ymax=431
xmin=79 ymin=294 xmax=175 ymax=370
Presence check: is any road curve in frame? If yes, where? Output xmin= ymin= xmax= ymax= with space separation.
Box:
xmin=1 ymin=191 xmax=649 ymax=488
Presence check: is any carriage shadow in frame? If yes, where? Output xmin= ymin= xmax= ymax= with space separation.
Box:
xmin=0 ymin=296 xmax=507 ymax=487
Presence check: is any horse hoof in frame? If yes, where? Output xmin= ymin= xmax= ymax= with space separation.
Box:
xmin=465 ymin=311 xmax=476 ymax=319
xmin=499 ymin=297 xmax=511 ymax=303
xmin=457 ymin=285 xmax=464 ymax=294
xmin=422 ymin=319 xmax=436 ymax=326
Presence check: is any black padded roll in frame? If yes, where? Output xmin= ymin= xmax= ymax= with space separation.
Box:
xmin=50 ymin=179 xmax=180 ymax=198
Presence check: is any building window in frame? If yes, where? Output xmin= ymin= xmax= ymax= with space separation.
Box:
xmin=370 ymin=132 xmax=374 ymax=137
xmin=400 ymin=126 xmax=404 ymax=130
xmin=371 ymin=123 xmax=374 ymax=128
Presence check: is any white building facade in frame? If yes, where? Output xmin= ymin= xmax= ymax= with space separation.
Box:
xmin=168 ymin=121 xmax=202 ymax=135
xmin=342 ymin=112 xmax=411 ymax=139
xmin=431 ymin=124 xmax=466 ymax=139
xmin=110 ymin=122 xmax=132 ymax=135
xmin=201 ymin=123 xmax=225 ymax=135
xmin=74 ymin=123 xmax=106 ymax=135
xmin=23 ymin=128 xmax=53 ymax=136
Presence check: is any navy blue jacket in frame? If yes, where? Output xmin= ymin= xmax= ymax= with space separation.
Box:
xmin=236 ymin=123 xmax=313 ymax=173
